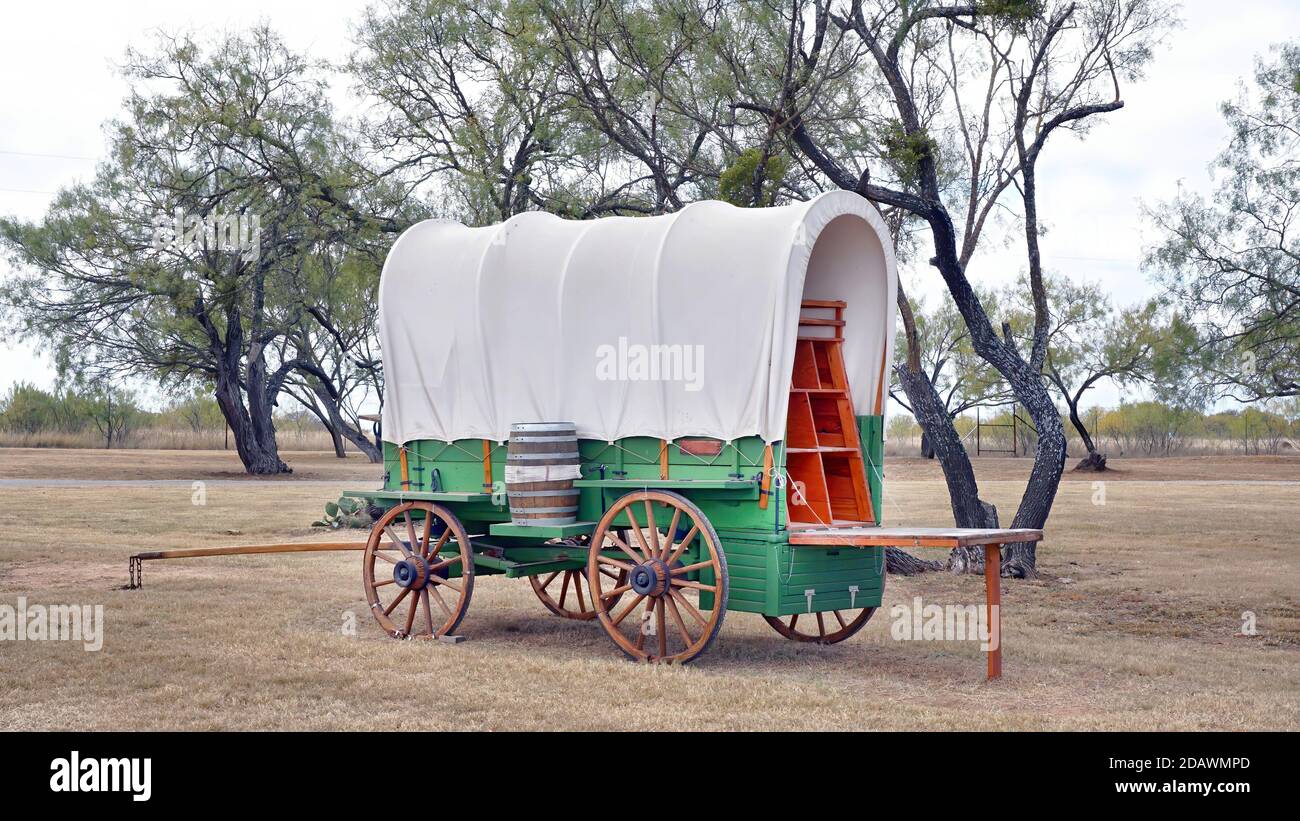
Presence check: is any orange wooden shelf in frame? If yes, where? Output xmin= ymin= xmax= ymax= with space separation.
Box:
xmin=785 ymin=301 xmax=874 ymax=525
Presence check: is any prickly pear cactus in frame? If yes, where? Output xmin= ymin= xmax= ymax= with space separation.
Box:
xmin=312 ymin=496 xmax=377 ymax=529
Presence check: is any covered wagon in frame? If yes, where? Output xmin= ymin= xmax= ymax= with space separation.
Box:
xmin=347 ymin=190 xmax=900 ymax=663
xmin=128 ymin=189 xmax=1042 ymax=676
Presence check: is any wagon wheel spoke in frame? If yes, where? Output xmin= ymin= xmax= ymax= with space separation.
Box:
xmin=632 ymin=595 xmax=657 ymax=653
xmin=425 ymin=529 xmax=451 ymax=560
xmin=816 ymin=612 xmax=826 ymax=638
xmin=429 ymin=575 xmax=462 ymax=593
xmin=606 ymin=532 xmax=643 ymax=565
xmin=610 ymin=594 xmax=646 ymax=628
xmin=428 ymin=585 xmax=453 ymax=618
xmin=596 ymin=555 xmax=634 ymax=573
xmin=669 ymin=588 xmax=707 ymax=627
xmin=664 ymin=592 xmax=692 ymax=647
xmin=664 ymin=524 xmax=698 ymax=567
xmin=669 ymin=577 xmax=716 ymax=593
xmin=558 ymin=571 xmax=573 ymax=609
xmin=404 ymin=511 xmax=419 ymax=558
xmin=420 ymin=512 xmax=433 ymax=557
xmin=420 ymin=589 xmax=435 ymax=636
xmin=635 ymin=616 xmax=648 ymax=652
xmin=623 ymin=507 xmax=653 ymax=560
xmin=572 ymin=573 xmax=587 ymax=614
xmin=384 ymin=586 xmax=411 ymax=617
xmin=384 ymin=524 xmax=413 ymax=557
xmin=833 ymin=610 xmax=847 ymax=629
xmin=655 ymin=598 xmax=667 ymax=658
xmin=644 ymin=501 xmax=660 ymax=557
xmin=602 ymin=582 xmax=633 ymax=600
xmin=660 ymin=507 xmax=682 ymax=561
xmin=670 ymin=560 xmax=713 ymax=575
xmin=403 ymin=589 xmax=419 ymax=636
xmin=429 ymin=555 xmax=461 ymax=573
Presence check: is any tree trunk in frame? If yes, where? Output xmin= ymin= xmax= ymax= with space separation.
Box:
xmin=920 ymin=206 xmax=1065 ymax=577
xmin=308 ymin=382 xmax=382 ymax=463
xmin=1000 ymin=368 xmax=1065 ymax=575
xmin=919 ymin=430 xmax=935 ymax=459
xmin=885 ymin=547 xmax=945 ymax=575
xmin=213 ymin=370 xmax=290 ymax=476
xmin=895 ymin=362 xmax=1003 ymax=573
xmin=1065 ymin=395 xmax=1107 ymax=471
xmin=340 ymin=426 xmax=382 ymax=463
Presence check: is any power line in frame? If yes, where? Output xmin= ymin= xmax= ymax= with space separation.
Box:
xmin=1044 ymin=254 xmax=1135 ymax=264
xmin=0 ymin=149 xmax=97 ymax=161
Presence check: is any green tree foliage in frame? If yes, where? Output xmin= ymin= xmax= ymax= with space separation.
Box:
xmin=81 ymin=382 xmax=144 ymax=449
xmin=157 ymin=387 xmax=226 ymax=433
xmin=0 ymin=29 xmax=408 ymax=472
xmin=1000 ymin=273 xmax=1195 ymax=463
xmin=0 ymin=383 xmax=89 ymax=434
xmin=1147 ymin=41 xmax=1300 ymax=401
xmin=0 ymin=381 xmax=143 ymax=447
xmin=719 ymin=148 xmax=788 ymax=207
xmin=893 ymin=289 xmax=1011 ymax=420
xmin=351 ymin=0 xmax=581 ymax=223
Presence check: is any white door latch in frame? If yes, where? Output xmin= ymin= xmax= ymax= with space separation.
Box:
xmin=804 ymin=588 xmax=816 ymax=613
xmin=849 ymin=585 xmax=859 ymax=608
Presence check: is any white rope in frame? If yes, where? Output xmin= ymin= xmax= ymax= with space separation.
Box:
xmin=503 ymin=464 xmax=582 ymax=483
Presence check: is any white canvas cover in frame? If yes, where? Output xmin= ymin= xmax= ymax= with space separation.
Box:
xmin=379 ymin=190 xmax=898 ymax=445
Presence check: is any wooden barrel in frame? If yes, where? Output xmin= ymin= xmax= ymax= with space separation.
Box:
xmin=505 ymin=422 xmax=580 ymax=526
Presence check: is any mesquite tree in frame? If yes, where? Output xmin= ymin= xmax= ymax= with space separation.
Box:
xmin=1146 ymin=41 xmax=1300 ymax=402
xmin=0 ymin=29 xmax=408 ymax=473
xmin=517 ymin=0 xmax=1170 ymax=574
xmin=713 ymin=0 xmax=1171 ymax=574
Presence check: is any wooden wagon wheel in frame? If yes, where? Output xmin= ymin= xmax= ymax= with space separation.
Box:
xmin=586 ymin=491 xmax=727 ymax=664
xmin=362 ymin=502 xmax=474 ymax=639
xmin=530 ymin=565 xmax=628 ymax=620
xmin=530 ymin=534 xmax=628 ymax=620
xmin=763 ymin=607 xmax=877 ymax=644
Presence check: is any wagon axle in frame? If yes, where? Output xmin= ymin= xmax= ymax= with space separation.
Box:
xmin=628 ymin=559 xmax=669 ymax=598
xmin=392 ymin=554 xmax=431 ymax=590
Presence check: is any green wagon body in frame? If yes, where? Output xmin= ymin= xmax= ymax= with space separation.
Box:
xmin=347 ymin=416 xmax=886 ymax=619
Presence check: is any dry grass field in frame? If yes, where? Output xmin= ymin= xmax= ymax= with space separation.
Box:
xmin=1 ymin=447 xmax=1297 ymax=731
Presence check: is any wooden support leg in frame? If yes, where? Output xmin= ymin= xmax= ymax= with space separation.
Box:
xmin=984 ymin=543 xmax=1002 ymax=681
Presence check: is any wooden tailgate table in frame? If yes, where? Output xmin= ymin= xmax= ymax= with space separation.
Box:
xmin=789 ymin=526 xmax=1045 ymax=680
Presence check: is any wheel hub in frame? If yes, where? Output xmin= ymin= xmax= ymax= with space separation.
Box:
xmin=630 ymin=558 xmax=669 ymax=597
xmin=393 ymin=554 xmax=431 ymax=589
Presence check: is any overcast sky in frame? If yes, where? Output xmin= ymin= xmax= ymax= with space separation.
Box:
xmin=2 ymin=0 xmax=1297 ymax=412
